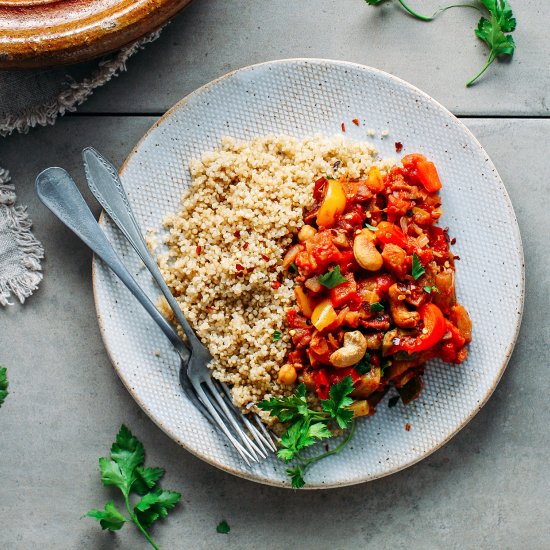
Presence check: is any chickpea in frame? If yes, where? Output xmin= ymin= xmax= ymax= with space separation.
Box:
xmin=278 ymin=364 xmax=297 ymax=385
xmin=298 ymin=224 xmax=317 ymax=242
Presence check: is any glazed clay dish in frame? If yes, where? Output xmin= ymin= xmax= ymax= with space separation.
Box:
xmin=0 ymin=0 xmax=192 ymax=69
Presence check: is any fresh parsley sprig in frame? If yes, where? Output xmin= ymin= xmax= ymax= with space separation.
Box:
xmin=0 ymin=367 xmax=8 ymax=407
xmin=364 ymin=0 xmax=516 ymax=86
xmin=85 ymin=425 xmax=181 ymax=550
xmin=258 ymin=377 xmax=356 ymax=488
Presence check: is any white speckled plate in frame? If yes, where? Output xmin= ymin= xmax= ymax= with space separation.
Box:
xmin=93 ymin=59 xmax=524 ymax=488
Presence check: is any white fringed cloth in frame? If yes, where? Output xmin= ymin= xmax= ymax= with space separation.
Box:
xmin=0 ymin=29 xmax=163 ymax=305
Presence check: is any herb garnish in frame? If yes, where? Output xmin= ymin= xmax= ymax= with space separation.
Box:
xmin=317 ymin=265 xmax=347 ymax=289
xmin=0 ymin=367 xmax=8 ymax=407
xmin=424 ymin=285 xmax=440 ymax=294
xmin=273 ymin=330 xmax=282 ymax=342
xmin=364 ymin=0 xmax=516 ymax=86
xmin=364 ymin=223 xmax=379 ymax=232
xmin=289 ymin=262 xmax=298 ymax=273
xmin=411 ymin=253 xmax=425 ymax=280
xmin=355 ymin=353 xmax=372 ymax=375
xmin=216 ymin=520 xmax=230 ymax=534
xmin=380 ymin=358 xmax=392 ymax=376
xmin=370 ymin=302 xmax=385 ymax=313
xmin=85 ymin=425 xmax=181 ymax=550
xmin=258 ymin=377 xmax=356 ymax=488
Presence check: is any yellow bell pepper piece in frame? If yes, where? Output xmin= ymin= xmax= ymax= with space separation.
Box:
xmin=366 ymin=166 xmax=385 ymax=193
xmin=316 ymin=179 xmax=346 ymax=228
xmin=294 ymin=287 xmax=316 ymax=319
xmin=311 ymin=298 xmax=338 ymax=331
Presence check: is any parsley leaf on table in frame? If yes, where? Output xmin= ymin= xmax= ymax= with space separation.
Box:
xmin=0 ymin=367 xmax=8 ymax=407
xmin=85 ymin=425 xmax=181 ymax=550
xmin=317 ymin=265 xmax=347 ymax=289
xmin=258 ymin=377 xmax=356 ymax=487
xmin=216 ymin=520 xmax=231 ymax=534
xmin=364 ymin=0 xmax=516 ymax=86
xmin=467 ymin=0 xmax=516 ymax=86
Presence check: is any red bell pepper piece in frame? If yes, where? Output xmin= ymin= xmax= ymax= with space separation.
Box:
xmin=313 ymin=368 xmax=330 ymax=400
xmin=392 ymin=303 xmax=446 ymax=354
xmin=401 ymin=154 xmax=442 ymax=193
xmin=329 ymin=367 xmax=360 ymax=386
xmin=376 ymin=222 xmax=414 ymax=253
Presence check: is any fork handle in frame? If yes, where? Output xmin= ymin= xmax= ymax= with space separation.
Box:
xmin=82 ymin=147 xmax=203 ymax=350
xmin=35 ymin=167 xmax=189 ymax=361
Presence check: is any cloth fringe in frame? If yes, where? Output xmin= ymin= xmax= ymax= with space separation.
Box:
xmin=0 ymin=28 xmax=164 ymax=137
xmin=0 ymin=169 xmax=44 ymax=305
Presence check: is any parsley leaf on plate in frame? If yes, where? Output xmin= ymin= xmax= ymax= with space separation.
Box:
xmin=217 ymin=520 xmax=231 ymax=534
xmin=86 ymin=425 xmax=181 ymax=549
xmin=364 ymin=223 xmax=379 ymax=232
xmin=0 ymin=367 xmax=8 ymax=407
xmin=258 ymin=377 xmax=357 ymax=487
xmin=354 ymin=353 xmax=371 ymax=375
xmin=411 ymin=253 xmax=425 ymax=280
xmin=273 ymin=330 xmax=282 ymax=342
xmin=370 ymin=302 xmax=385 ymax=313
xmin=317 ymin=265 xmax=347 ymax=289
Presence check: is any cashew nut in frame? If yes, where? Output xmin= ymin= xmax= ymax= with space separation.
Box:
xmin=388 ymin=283 xmax=420 ymax=328
xmin=298 ymin=224 xmax=317 ymax=242
xmin=329 ymin=330 xmax=368 ymax=368
xmin=353 ymin=229 xmax=383 ymax=271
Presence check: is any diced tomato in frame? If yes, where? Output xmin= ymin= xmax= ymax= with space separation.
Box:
xmin=286 ymin=308 xmax=310 ymax=329
xmin=386 ymin=193 xmax=413 ymax=223
xmin=310 ymin=232 xmax=342 ymax=271
xmin=429 ymin=226 xmax=449 ymax=257
xmin=329 ymin=272 xmax=361 ymax=309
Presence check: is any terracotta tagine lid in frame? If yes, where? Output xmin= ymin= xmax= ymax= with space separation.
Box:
xmin=0 ymin=0 xmax=193 ymax=69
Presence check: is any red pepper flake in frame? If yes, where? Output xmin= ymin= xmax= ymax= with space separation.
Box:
xmin=450 ymin=237 xmax=457 ymax=245
xmin=271 ymin=281 xmax=282 ymax=290
xmin=206 ymin=306 xmax=214 ymax=313
xmin=235 ymin=264 xmax=245 ymax=271
xmin=453 ymin=255 xmax=461 ymax=261
xmin=196 ymin=246 xmax=202 ymax=255
xmin=243 ymin=242 xmax=249 ymax=250
xmin=405 ymin=423 xmax=411 ymax=432
xmin=261 ymin=254 xmax=270 ymax=262
xmin=395 ymin=141 xmax=403 ymax=153
xmin=234 ymin=230 xmax=241 ymax=238
xmin=352 ymin=118 xmax=360 ymax=126
xmin=341 ymin=122 xmax=346 ymax=132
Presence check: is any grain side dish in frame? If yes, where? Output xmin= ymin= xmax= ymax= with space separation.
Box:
xmin=159 ymin=135 xmax=471 ymax=425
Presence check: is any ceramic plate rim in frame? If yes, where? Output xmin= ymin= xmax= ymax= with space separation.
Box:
xmin=92 ymin=58 xmax=525 ymax=489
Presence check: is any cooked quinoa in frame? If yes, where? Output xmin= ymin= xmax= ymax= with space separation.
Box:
xmin=158 ymin=134 xmax=395 ymax=418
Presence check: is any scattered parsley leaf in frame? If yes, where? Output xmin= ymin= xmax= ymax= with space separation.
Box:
xmin=273 ymin=330 xmax=282 ymax=342
xmin=0 ymin=367 xmax=8 ymax=407
xmin=217 ymin=520 xmax=231 ymax=534
xmin=388 ymin=396 xmax=400 ymax=408
xmin=370 ymin=302 xmax=385 ymax=313
xmin=355 ymin=353 xmax=371 ymax=375
xmin=259 ymin=378 xmax=357 ymax=488
xmin=364 ymin=223 xmax=379 ymax=232
xmin=289 ymin=262 xmax=298 ymax=273
xmin=317 ymin=265 xmax=347 ymax=289
xmin=411 ymin=253 xmax=425 ymax=280
xmin=85 ymin=501 xmax=127 ymax=531
xmin=86 ymin=425 xmax=181 ymax=550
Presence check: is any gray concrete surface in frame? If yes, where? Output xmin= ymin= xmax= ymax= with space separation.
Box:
xmin=1 ymin=1 xmax=550 ymax=548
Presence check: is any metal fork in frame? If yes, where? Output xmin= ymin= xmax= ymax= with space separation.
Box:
xmin=81 ymin=147 xmax=277 ymax=458
xmin=35 ymin=167 xmax=274 ymax=464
